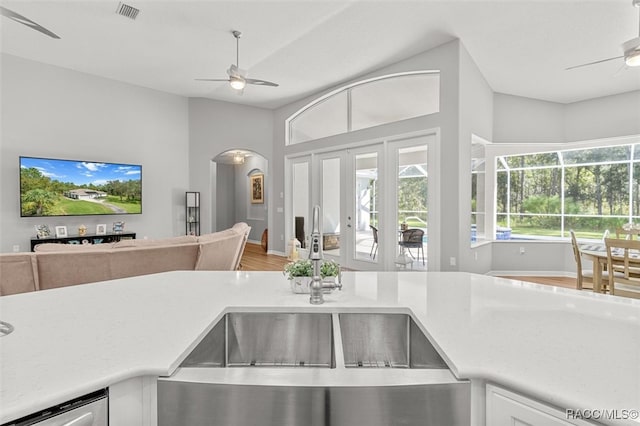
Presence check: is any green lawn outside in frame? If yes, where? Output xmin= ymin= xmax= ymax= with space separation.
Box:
xmin=105 ymin=196 xmax=141 ymax=214
xmin=56 ymin=198 xmax=114 ymax=215
xmin=501 ymin=225 xmax=605 ymax=240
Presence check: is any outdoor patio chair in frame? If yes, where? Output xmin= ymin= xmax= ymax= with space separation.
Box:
xmin=399 ymin=228 xmax=425 ymax=265
xmin=370 ymin=225 xmax=378 ymax=260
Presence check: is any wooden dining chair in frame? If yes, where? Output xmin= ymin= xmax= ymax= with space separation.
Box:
xmin=615 ymin=227 xmax=637 ymax=240
xmin=604 ymin=237 xmax=640 ymax=299
xmin=569 ymin=230 xmax=594 ymax=290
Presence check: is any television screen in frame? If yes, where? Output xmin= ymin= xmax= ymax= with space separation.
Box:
xmin=20 ymin=156 xmax=142 ymax=217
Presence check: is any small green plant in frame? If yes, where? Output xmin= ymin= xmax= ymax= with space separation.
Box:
xmin=283 ymin=259 xmax=340 ymax=280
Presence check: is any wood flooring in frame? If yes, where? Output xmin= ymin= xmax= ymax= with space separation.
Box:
xmin=239 ymin=243 xmax=578 ymax=289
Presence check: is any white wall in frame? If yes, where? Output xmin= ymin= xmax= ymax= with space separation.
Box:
xmin=188 ymin=98 xmax=273 ymax=236
xmin=0 ymin=54 xmax=189 ymax=253
xmin=493 ymin=93 xmax=565 ymax=143
xmin=458 ymin=42 xmax=494 ymax=273
xmin=565 ymin=90 xmax=640 ymax=142
xmin=493 ymin=90 xmax=640 ymax=144
xmin=215 ymin=163 xmax=236 ymax=231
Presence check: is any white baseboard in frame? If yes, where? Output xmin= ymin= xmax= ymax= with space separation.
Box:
xmin=267 ymin=249 xmax=286 ymax=257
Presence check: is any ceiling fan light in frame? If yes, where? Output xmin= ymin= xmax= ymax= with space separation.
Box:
xmin=625 ymin=50 xmax=640 ymax=67
xmin=229 ymin=76 xmax=246 ymax=90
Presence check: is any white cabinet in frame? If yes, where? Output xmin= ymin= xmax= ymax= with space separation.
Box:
xmin=486 ymin=384 xmax=596 ymax=426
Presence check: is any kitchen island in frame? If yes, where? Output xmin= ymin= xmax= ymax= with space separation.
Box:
xmin=0 ymin=271 xmax=638 ymax=425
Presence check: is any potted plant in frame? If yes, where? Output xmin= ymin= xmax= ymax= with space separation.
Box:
xmin=283 ymin=259 xmax=341 ymax=293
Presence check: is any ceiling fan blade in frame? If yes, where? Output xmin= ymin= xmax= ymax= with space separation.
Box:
xmin=195 ymin=78 xmax=230 ymax=82
xmin=613 ymin=63 xmax=628 ymax=77
xmin=0 ymin=6 xmax=60 ymax=39
xmin=565 ymin=55 xmax=624 ymax=70
xmin=245 ymin=78 xmax=279 ymax=87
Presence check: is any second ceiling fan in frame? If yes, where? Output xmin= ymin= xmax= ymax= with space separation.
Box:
xmin=196 ymin=30 xmax=279 ymax=91
xmin=566 ymin=0 xmax=640 ymax=70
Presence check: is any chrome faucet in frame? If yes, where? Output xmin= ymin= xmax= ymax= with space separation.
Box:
xmin=309 ymin=205 xmax=342 ymax=305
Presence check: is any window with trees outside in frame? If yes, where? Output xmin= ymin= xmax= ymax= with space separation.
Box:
xmin=496 ymin=144 xmax=640 ymax=240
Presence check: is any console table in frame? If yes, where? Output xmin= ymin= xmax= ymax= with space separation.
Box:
xmin=30 ymin=232 xmax=136 ymax=251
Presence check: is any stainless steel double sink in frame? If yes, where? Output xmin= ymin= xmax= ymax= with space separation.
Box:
xmin=178 ymin=311 xmax=448 ymax=370
xmin=158 ymin=312 xmax=470 ymax=426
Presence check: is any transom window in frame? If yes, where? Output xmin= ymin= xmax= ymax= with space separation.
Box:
xmin=286 ymin=71 xmax=440 ymax=145
xmin=496 ymin=144 xmax=640 ymax=240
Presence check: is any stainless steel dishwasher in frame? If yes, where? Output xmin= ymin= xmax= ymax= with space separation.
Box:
xmin=2 ymin=389 xmax=108 ymax=426
xmin=159 ymin=312 xmax=470 ymax=426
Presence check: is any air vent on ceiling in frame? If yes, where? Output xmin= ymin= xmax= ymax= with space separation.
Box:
xmin=116 ymin=2 xmax=140 ymax=20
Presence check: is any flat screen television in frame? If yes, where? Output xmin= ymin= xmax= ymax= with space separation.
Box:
xmin=20 ymin=156 xmax=142 ymax=217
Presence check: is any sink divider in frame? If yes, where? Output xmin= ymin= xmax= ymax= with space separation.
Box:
xmin=331 ymin=313 xmax=346 ymax=369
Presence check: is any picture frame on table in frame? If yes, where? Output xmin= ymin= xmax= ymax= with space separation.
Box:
xmin=35 ymin=224 xmax=51 ymax=239
xmin=55 ymin=226 xmax=67 ymax=238
xmin=96 ymin=224 xmax=107 ymax=235
xmin=112 ymin=221 xmax=125 ymax=233
xmin=250 ymin=173 xmax=264 ymax=204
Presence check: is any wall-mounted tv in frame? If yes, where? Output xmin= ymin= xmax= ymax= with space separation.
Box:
xmin=20 ymin=156 xmax=142 ymax=217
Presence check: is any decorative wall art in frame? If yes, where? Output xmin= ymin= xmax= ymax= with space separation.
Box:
xmin=250 ymin=173 xmax=264 ymax=204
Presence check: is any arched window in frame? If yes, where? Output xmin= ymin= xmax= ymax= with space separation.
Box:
xmin=286 ymin=71 xmax=440 ymax=145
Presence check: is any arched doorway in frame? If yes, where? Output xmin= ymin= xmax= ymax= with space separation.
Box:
xmin=212 ymin=149 xmax=268 ymax=245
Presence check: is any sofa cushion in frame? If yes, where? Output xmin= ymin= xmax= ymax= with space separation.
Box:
xmin=37 ymin=250 xmax=112 ymax=290
xmin=112 ymin=235 xmax=197 ymax=248
xmin=0 ymin=253 xmax=39 ymax=295
xmin=109 ymin=243 xmax=199 ymax=279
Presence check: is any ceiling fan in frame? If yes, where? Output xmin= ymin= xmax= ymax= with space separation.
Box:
xmin=566 ymin=0 xmax=640 ymax=70
xmin=0 ymin=6 xmax=60 ymax=39
xmin=196 ymin=30 xmax=279 ymax=91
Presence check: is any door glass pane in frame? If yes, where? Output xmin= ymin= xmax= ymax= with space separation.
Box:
xmin=397 ymin=145 xmax=428 ymax=270
xmin=322 ymin=158 xmax=341 ymax=256
xmin=354 ymin=152 xmax=378 ymax=263
xmin=292 ymin=162 xmax=309 ymax=248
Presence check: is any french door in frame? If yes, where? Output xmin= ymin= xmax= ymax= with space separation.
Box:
xmin=287 ymin=133 xmax=437 ymax=271
xmin=315 ymin=145 xmax=383 ymax=270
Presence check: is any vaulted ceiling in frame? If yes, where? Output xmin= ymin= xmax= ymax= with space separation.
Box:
xmin=1 ymin=0 xmax=639 ymax=109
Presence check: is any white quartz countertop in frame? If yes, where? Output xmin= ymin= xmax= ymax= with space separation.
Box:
xmin=1 ymin=271 xmax=639 ymax=424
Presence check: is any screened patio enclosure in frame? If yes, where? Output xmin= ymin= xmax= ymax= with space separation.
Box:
xmin=495 ymin=143 xmax=640 ymax=241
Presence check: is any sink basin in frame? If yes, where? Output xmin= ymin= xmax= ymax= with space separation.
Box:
xmin=180 ymin=312 xmax=335 ymax=368
xmin=338 ymin=313 xmax=447 ymax=369
xmin=160 ymin=311 xmax=468 ymax=426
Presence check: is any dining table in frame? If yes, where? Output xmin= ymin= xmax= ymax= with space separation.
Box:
xmin=580 ymin=241 xmax=640 ymax=293
xmin=579 ymin=243 xmax=610 ymax=293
